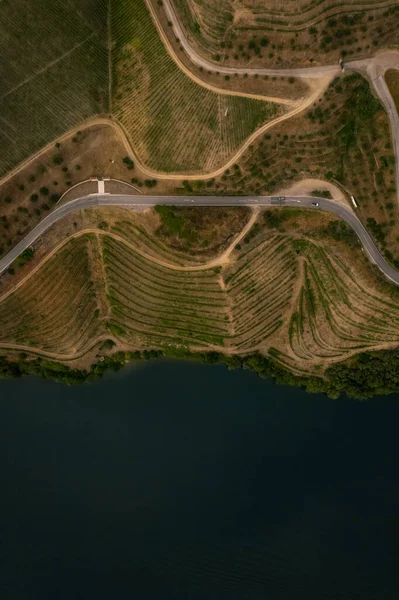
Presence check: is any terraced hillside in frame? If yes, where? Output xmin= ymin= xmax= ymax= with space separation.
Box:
xmin=204 ymin=74 xmax=399 ymax=267
xmin=224 ymin=234 xmax=298 ymax=351
xmin=0 ymin=0 xmax=108 ymax=177
xmin=0 ymin=0 xmax=281 ymax=179
xmin=2 ymin=208 xmax=399 ymax=378
xmin=171 ymin=0 xmax=399 ymax=67
xmin=223 ymin=211 xmax=399 ymax=374
xmin=0 ymin=236 xmax=102 ymax=356
xmin=111 ymin=0 xmax=279 ymax=173
xmin=173 ymin=0 xmax=234 ymax=53
xmin=288 ymin=240 xmax=399 ymax=365
xmin=103 ymin=236 xmax=229 ymax=348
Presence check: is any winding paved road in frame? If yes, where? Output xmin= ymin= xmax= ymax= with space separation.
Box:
xmin=154 ymin=0 xmax=399 ymax=201
xmin=372 ymin=73 xmax=399 ymax=206
xmin=160 ymin=0 xmax=396 ymax=79
xmin=348 ymin=53 xmax=399 ymax=207
xmin=1 ymin=193 xmax=399 ymax=285
xmin=159 ymin=0 xmax=341 ymax=79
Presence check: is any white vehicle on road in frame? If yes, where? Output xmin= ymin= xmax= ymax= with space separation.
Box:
xmin=350 ymin=195 xmax=358 ymax=208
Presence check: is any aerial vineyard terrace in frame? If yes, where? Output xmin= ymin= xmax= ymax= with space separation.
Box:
xmin=0 ymin=1 xmax=398 ymax=399
xmin=171 ymin=0 xmax=399 ymax=68
xmin=0 ymin=0 xmax=109 ymax=177
xmin=111 ymin=0 xmax=280 ymax=173
xmin=0 ymin=205 xmax=399 ymax=397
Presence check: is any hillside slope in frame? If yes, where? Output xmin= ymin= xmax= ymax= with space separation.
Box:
xmin=0 ymin=0 xmax=109 ymax=177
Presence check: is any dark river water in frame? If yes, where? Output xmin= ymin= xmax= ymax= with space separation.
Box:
xmin=0 ymin=359 xmax=398 ymax=599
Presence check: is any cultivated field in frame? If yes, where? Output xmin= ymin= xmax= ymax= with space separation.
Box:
xmin=198 ymin=73 xmax=398 ymax=267
xmin=111 ymin=0 xmax=280 ymax=173
xmin=0 ymin=0 xmax=284 ymax=180
xmin=173 ymin=0 xmax=234 ymax=54
xmin=0 ymin=236 xmax=101 ymax=356
xmin=0 ymin=0 xmax=108 ymax=177
xmin=103 ymin=234 xmax=229 ymax=348
xmin=223 ymin=209 xmax=399 ymax=373
xmin=172 ymin=0 xmax=399 ymax=67
xmin=2 ymin=207 xmax=399 ymax=376
xmin=223 ymin=234 xmax=298 ymax=351
xmin=287 ymin=238 xmax=399 ymax=367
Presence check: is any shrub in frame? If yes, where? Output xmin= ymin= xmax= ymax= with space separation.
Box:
xmin=264 ymin=210 xmax=287 ymax=228
xmin=100 ymin=339 xmax=116 ymax=350
xmin=144 ymin=179 xmax=157 ymax=188
xmin=122 ymin=156 xmax=134 ymax=170
xmin=52 ymin=154 xmax=63 ymax=165
xmin=16 ymin=247 xmax=35 ymax=267
xmin=312 ymin=189 xmax=332 ymax=199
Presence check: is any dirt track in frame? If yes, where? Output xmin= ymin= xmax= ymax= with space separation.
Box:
xmin=0 ymin=72 xmax=331 ymax=187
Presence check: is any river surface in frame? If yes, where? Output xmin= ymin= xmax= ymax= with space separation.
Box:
xmin=0 ymin=359 xmax=398 ymax=599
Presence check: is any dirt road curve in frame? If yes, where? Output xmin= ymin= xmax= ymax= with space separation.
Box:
xmin=153 ymin=1 xmax=399 ymax=194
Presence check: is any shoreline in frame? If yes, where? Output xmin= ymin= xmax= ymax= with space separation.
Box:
xmin=1 ymin=344 xmax=399 ymax=401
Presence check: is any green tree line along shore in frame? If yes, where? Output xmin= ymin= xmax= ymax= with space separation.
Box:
xmin=1 ymin=345 xmax=399 ymax=400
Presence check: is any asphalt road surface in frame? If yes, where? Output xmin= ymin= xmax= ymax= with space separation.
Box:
xmin=155 ymin=0 xmax=399 ymax=204
xmin=159 ymin=0 xmax=391 ymax=79
xmin=370 ymin=74 xmax=399 ymax=206
xmin=1 ymin=194 xmax=399 ymax=285
xmin=160 ymin=0 xmax=342 ymax=79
